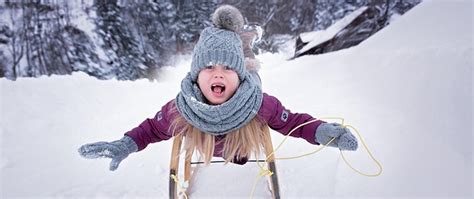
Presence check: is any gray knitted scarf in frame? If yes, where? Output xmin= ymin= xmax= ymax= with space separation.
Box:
xmin=175 ymin=72 xmax=263 ymax=135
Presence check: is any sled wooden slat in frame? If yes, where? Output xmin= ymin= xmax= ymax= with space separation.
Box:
xmin=267 ymin=161 xmax=280 ymax=199
xmin=263 ymin=128 xmax=281 ymax=199
xmin=169 ymin=135 xmax=183 ymax=199
xmin=184 ymin=147 xmax=192 ymax=181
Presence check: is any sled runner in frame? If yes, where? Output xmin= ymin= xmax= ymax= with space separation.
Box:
xmin=169 ymin=126 xmax=281 ymax=199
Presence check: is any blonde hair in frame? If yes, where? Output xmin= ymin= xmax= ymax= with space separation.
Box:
xmin=169 ymin=103 xmax=270 ymax=165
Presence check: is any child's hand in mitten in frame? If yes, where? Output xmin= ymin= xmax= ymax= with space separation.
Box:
xmin=315 ymin=123 xmax=358 ymax=151
xmin=78 ymin=136 xmax=138 ymax=171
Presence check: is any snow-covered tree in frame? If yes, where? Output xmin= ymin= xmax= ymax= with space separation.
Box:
xmin=94 ymin=0 xmax=147 ymax=80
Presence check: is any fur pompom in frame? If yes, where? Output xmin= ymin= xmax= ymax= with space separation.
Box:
xmin=212 ymin=5 xmax=244 ymax=32
xmin=245 ymin=58 xmax=261 ymax=72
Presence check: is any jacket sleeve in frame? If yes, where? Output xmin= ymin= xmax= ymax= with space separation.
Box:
xmin=125 ymin=100 xmax=177 ymax=151
xmin=258 ymin=93 xmax=325 ymax=145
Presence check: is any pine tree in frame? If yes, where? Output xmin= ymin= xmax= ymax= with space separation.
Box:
xmin=94 ymin=0 xmax=147 ymax=80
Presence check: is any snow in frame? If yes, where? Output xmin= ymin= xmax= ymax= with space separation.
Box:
xmin=296 ymin=6 xmax=368 ymax=55
xmin=1 ymin=0 xmax=473 ymax=198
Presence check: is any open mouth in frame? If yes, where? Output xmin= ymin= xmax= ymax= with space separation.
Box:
xmin=211 ymin=83 xmax=226 ymax=94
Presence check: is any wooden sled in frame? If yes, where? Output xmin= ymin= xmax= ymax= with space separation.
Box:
xmin=169 ymin=126 xmax=281 ymax=199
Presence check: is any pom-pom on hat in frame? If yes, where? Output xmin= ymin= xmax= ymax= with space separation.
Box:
xmin=190 ymin=5 xmax=246 ymax=81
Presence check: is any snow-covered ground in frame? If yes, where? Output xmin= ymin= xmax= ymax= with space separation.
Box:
xmin=1 ymin=0 xmax=472 ymax=198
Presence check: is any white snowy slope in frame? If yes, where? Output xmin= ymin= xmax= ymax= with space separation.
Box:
xmin=258 ymin=0 xmax=472 ymax=198
xmin=1 ymin=0 xmax=472 ymax=198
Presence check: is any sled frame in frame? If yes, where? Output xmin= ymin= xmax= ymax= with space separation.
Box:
xmin=169 ymin=127 xmax=281 ymax=199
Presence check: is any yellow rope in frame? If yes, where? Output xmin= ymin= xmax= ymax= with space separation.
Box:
xmin=249 ymin=162 xmax=273 ymax=198
xmin=339 ymin=124 xmax=383 ymax=177
xmin=249 ymin=117 xmax=383 ymax=198
xmin=170 ymin=174 xmax=189 ymax=199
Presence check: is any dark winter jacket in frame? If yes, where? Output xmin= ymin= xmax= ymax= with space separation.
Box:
xmin=125 ymin=93 xmax=325 ymax=163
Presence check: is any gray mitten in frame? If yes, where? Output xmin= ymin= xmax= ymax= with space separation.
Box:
xmin=315 ymin=123 xmax=358 ymax=151
xmin=78 ymin=136 xmax=138 ymax=171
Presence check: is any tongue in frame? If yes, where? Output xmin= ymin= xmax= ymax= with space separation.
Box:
xmin=213 ymin=86 xmax=223 ymax=93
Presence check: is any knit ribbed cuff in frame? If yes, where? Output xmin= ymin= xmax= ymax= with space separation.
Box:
xmin=121 ymin=136 xmax=138 ymax=154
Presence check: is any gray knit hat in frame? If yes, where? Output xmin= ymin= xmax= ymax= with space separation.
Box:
xmin=176 ymin=5 xmax=264 ymax=135
xmin=190 ymin=5 xmax=246 ymax=81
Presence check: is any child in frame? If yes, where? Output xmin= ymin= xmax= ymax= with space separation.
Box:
xmin=78 ymin=5 xmax=358 ymax=171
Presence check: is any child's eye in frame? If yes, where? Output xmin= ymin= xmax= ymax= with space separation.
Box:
xmin=205 ymin=65 xmax=213 ymax=69
xmin=224 ymin=66 xmax=232 ymax=70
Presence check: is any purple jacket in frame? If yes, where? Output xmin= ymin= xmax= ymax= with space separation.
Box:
xmin=125 ymin=93 xmax=324 ymax=157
